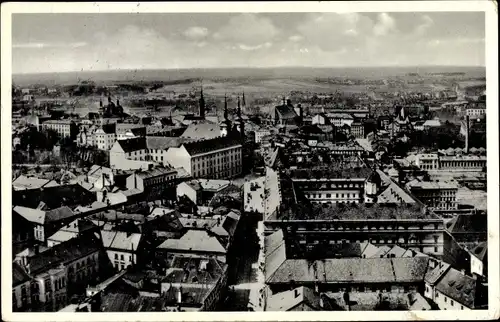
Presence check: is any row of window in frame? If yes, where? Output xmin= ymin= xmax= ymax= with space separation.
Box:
xmin=300 ymin=183 xmax=363 ymax=189
xmin=292 ymin=224 xmax=441 ymax=231
xmin=306 ymin=192 xmax=360 ymax=199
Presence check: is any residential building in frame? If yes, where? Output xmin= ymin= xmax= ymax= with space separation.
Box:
xmin=15 ymin=235 xmax=101 ymax=312
xmin=93 ymin=123 xmax=117 ymax=151
xmin=116 ymin=124 xmax=146 ymax=141
xmin=176 ymin=179 xmax=230 ymax=206
xmin=266 ymin=286 xmax=322 ymax=311
xmin=13 ymin=262 xmax=33 ymax=312
xmin=406 ymin=179 xmax=459 ymax=210
xmin=125 ymin=167 xmax=178 ymax=200
xmin=100 ymin=229 xmax=142 ymax=271
xmin=109 ymin=137 xmax=154 ymax=171
xmin=41 ymin=120 xmax=78 ymax=139
xmin=255 ymin=128 xmax=272 ymax=143
xmin=159 ymin=256 xmax=229 ymax=311
xmin=12 ymin=175 xmax=60 ymax=191
xmin=415 ymin=154 xmax=440 ymax=171
xmin=424 ymin=264 xmax=486 ymax=310
xmin=13 ymin=206 xmax=77 ymax=243
xmin=350 ymin=122 xmax=365 ymax=139
xmin=164 ymin=137 xmax=243 ymax=179
xmin=156 ymin=230 xmax=228 ymax=262
xmin=469 ymin=242 xmax=487 ymax=279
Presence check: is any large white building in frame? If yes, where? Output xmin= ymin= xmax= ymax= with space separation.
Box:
xmin=109 ymin=136 xmax=243 ymax=179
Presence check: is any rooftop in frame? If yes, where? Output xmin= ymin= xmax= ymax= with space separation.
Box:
xmin=266 ymin=286 xmax=321 ymax=311
xmin=180 ymin=122 xmax=221 ymax=140
xmin=266 ymin=257 xmax=430 ymax=285
xmin=101 ymin=230 xmax=142 ymax=252
xmin=146 ymin=136 xmax=194 ymax=150
xmin=12 ymin=184 xmax=96 ymax=210
xmin=115 ymin=137 xmax=147 ymax=153
xmin=12 ymin=175 xmax=60 ymax=191
xmin=28 ymin=235 xmax=101 ymax=275
xmin=182 ymin=136 xmax=242 ymax=156
xmin=435 ymin=267 xmax=478 ymax=308
xmin=157 ymin=230 xmax=226 ymax=253
xmin=278 ymin=203 xmax=434 ymax=221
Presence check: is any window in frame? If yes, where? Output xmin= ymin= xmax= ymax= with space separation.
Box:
xmin=451 ymin=300 xmax=454 ymax=306
xmin=444 ymin=297 xmax=447 ymax=303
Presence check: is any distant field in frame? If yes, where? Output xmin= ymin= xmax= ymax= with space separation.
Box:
xmin=13 ymin=66 xmax=486 ymax=87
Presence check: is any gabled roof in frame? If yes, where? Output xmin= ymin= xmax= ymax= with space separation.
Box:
xmin=101 ymin=230 xmax=142 ymax=252
xmin=424 ymin=262 xmax=451 ymax=285
xmin=446 ymin=214 xmax=487 ymax=235
xmin=13 ymin=262 xmax=31 ymax=287
xmin=182 ymin=137 xmax=241 ymax=156
xmin=28 ymin=235 xmax=101 ymax=275
xmin=146 ymin=136 xmax=194 ymax=150
xmin=267 ymin=286 xmax=321 ymax=311
xmin=267 ymin=257 xmax=429 ymax=285
xmin=180 ymin=122 xmax=221 ymax=140
xmin=435 ymin=267 xmax=477 ymax=308
xmin=157 ymin=230 xmax=226 ymax=254
xmin=274 ymin=105 xmax=298 ymax=120
xmin=13 ymin=205 xmax=75 ymax=225
xmin=12 ymin=175 xmax=60 ymax=191
xmin=115 ymin=137 xmax=147 ymax=153
xmin=470 ymin=241 xmax=487 ymax=261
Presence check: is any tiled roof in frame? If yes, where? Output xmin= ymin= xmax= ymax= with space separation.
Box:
xmin=12 ymin=184 xmax=96 ymax=210
xmin=446 ymin=214 xmax=487 ymax=235
xmin=146 ymin=136 xmax=193 ymax=150
xmin=267 ymin=257 xmax=429 ymax=285
xmin=180 ymin=122 xmax=221 ymax=140
xmin=435 ymin=267 xmax=477 ymax=308
xmin=282 ymin=203 xmax=433 ymax=221
xmin=267 ymin=286 xmax=321 ymax=311
xmin=28 ymin=235 xmax=101 ymax=275
xmin=45 ymin=206 xmax=75 ymax=222
xmin=198 ymin=179 xmax=230 ymax=191
xmin=162 ymin=256 xmax=227 ymax=285
xmin=182 ymin=136 xmax=241 ymax=156
xmin=136 ymin=167 xmax=176 ymax=179
xmin=275 ymin=105 xmax=297 ymax=120
xmin=13 ymin=262 xmax=31 ymax=287
xmin=470 ymin=241 xmax=487 ymax=261
xmin=424 ymin=262 xmax=451 ymax=285
xmin=100 ymin=230 xmax=142 ymax=252
xmin=157 ymin=230 xmax=226 ymax=253
xmin=116 ymin=137 xmax=147 ymax=153
xmin=13 ymin=206 xmax=46 ymax=224
xmin=12 ymin=175 xmax=60 ymax=190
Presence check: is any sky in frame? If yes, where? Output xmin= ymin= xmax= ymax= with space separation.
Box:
xmin=12 ymin=12 xmax=485 ymax=74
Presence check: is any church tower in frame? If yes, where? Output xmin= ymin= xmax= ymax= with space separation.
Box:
xmin=220 ymin=94 xmax=232 ymax=137
xmin=233 ymin=95 xmax=245 ymax=139
xmin=199 ymin=87 xmax=206 ymax=119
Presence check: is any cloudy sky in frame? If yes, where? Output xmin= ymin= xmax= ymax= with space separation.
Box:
xmin=12 ymin=12 xmax=485 ymax=74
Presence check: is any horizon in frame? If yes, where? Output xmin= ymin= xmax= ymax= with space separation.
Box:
xmin=12 ymin=65 xmax=487 ymax=77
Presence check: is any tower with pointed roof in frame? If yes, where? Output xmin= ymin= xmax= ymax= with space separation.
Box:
xmin=199 ymin=86 xmax=206 ymax=119
xmin=220 ymin=94 xmax=232 ymax=137
xmin=233 ymin=95 xmax=245 ymax=140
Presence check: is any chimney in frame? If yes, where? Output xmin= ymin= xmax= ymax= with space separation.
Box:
xmin=465 ymin=115 xmax=470 ymax=153
xmin=460 ymin=269 xmax=466 ymax=275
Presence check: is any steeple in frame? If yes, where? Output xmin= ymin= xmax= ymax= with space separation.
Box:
xmin=237 ymin=95 xmax=242 ymax=119
xmin=99 ymin=98 xmax=103 ymax=108
xmin=108 ymin=95 xmax=112 ymax=104
xmin=199 ymin=86 xmax=206 ymax=119
xmin=223 ymin=93 xmax=228 ymax=120
xmin=242 ymin=91 xmax=246 ymax=107
xmin=282 ymin=96 xmax=286 ymax=106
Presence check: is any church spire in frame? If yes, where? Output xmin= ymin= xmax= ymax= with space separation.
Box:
xmin=224 ymin=93 xmax=228 ymax=120
xmin=237 ymin=95 xmax=241 ymax=118
xmin=199 ymin=85 xmax=205 ymax=119
xmin=242 ymin=91 xmax=246 ymax=107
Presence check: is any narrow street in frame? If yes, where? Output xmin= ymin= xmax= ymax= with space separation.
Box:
xmin=221 ymin=214 xmax=265 ymax=311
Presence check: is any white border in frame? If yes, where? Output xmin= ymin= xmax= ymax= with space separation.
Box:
xmin=1 ymin=1 xmax=498 ymax=321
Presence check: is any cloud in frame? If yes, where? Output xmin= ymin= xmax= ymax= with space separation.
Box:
xmin=239 ymin=42 xmax=272 ymax=51
xmin=183 ymin=26 xmax=209 ymax=40
xmin=373 ymin=13 xmax=396 ymax=36
xmin=414 ymin=15 xmax=434 ymax=35
xmin=289 ymin=35 xmax=303 ymax=42
xmin=296 ymin=13 xmax=373 ymax=51
xmin=213 ymin=13 xmax=279 ymax=47
xmin=13 ymin=42 xmax=87 ymax=49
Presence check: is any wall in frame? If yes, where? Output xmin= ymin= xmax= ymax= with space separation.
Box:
xmin=105 ymin=250 xmax=136 ymax=271
xmin=434 ymin=289 xmax=471 ymax=310
xmin=176 ymin=182 xmax=198 ymax=205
